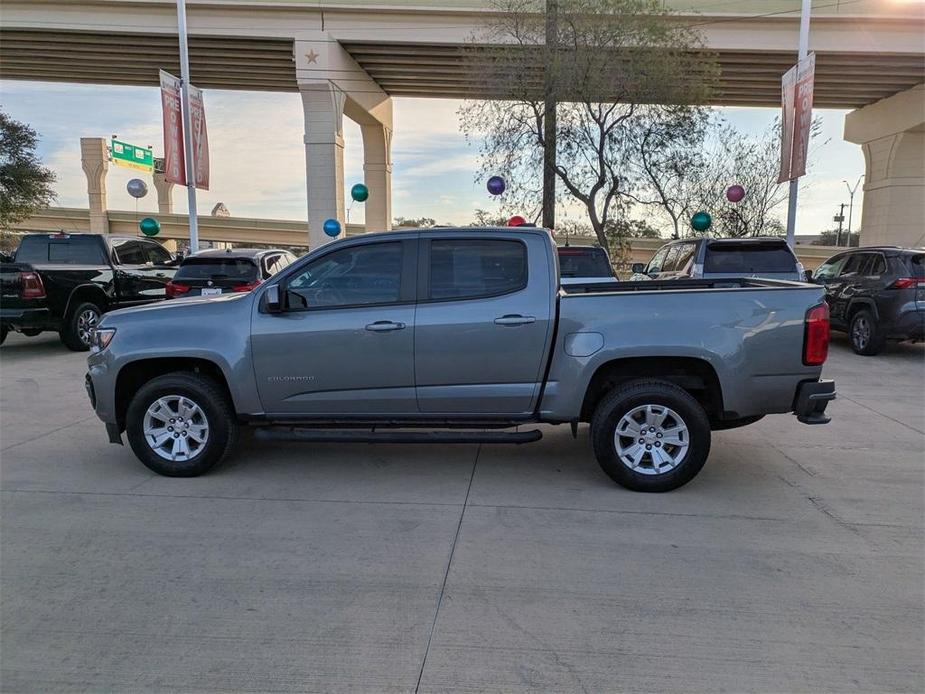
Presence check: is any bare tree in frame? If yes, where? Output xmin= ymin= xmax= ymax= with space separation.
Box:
xmin=459 ymin=0 xmax=716 ymax=251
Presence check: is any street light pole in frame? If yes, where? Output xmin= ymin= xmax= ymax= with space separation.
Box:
xmin=541 ymin=0 xmax=558 ymax=231
xmin=844 ymin=175 xmax=863 ymax=244
xmin=784 ymin=0 xmax=812 ymax=249
xmin=176 ymin=0 xmax=199 ymax=252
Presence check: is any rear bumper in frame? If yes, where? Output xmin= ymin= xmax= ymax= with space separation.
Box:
xmin=0 ymin=307 xmax=59 ymax=331
xmin=794 ymin=379 xmax=836 ymax=425
xmin=888 ymin=309 xmax=925 ymax=340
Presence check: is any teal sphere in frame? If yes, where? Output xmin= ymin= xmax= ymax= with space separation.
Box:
xmin=139 ymin=217 xmax=161 ymax=236
xmin=691 ymin=211 xmax=712 ymax=232
xmin=350 ymin=183 xmax=369 ymax=203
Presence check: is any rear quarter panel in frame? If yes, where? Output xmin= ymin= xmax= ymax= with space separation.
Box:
xmin=541 ymin=284 xmax=827 ymax=420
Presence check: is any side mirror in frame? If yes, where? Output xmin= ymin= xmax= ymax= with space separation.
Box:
xmin=804 ymin=269 xmax=814 ymax=282
xmin=631 ymin=262 xmax=646 ymax=274
xmin=265 ymin=284 xmax=283 ymax=313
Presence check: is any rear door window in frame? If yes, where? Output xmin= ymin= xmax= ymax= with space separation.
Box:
xmin=703 ymin=242 xmax=798 ymax=273
xmin=429 ymin=239 xmax=526 ymax=300
xmin=866 ymin=254 xmax=887 ymax=277
xmin=175 ymin=257 xmax=258 ymax=282
xmin=674 ymin=243 xmax=697 ymax=274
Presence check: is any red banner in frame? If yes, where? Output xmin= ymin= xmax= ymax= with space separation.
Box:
xmin=188 ymin=83 xmax=210 ymax=190
xmin=159 ymin=70 xmax=185 ymax=186
xmin=777 ymin=53 xmax=815 ymax=183
xmin=159 ymin=69 xmax=209 ymax=190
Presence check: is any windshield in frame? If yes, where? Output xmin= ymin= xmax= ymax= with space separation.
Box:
xmin=703 ymin=243 xmax=797 ymax=273
xmin=558 ymin=248 xmax=612 ymax=277
xmin=174 ymin=257 xmax=257 ymax=281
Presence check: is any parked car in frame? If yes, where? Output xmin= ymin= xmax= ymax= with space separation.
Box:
xmin=809 ymin=246 xmax=924 ymax=355
xmin=631 ymin=237 xmax=804 ymax=282
xmin=166 ymin=248 xmax=297 ymax=299
xmin=557 ymin=244 xmax=618 ymax=285
xmin=1 ymin=233 xmax=177 ymax=350
xmin=86 ymin=227 xmax=834 ymax=492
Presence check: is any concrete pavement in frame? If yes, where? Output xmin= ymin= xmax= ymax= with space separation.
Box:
xmin=1 ymin=332 xmax=922 ymax=692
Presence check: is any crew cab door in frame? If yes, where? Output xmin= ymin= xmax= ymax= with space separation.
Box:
xmin=251 ymin=238 xmax=418 ymax=415
xmin=110 ymin=238 xmax=175 ymax=307
xmin=414 ymin=234 xmax=554 ymax=414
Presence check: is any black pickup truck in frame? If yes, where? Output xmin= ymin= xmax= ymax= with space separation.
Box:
xmin=1 ymin=233 xmax=178 ymax=350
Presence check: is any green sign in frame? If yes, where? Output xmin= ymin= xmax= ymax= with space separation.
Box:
xmin=111 ymin=138 xmax=153 ymax=172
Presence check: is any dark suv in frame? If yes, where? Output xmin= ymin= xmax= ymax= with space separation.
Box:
xmin=811 ymin=246 xmax=924 ymax=355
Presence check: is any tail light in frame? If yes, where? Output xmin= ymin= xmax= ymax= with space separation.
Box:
xmin=803 ymin=303 xmax=830 ymax=366
xmin=20 ymin=271 xmax=45 ymax=299
xmin=165 ymin=280 xmax=191 ymax=298
xmin=889 ymin=277 xmax=924 ymax=289
xmin=231 ymin=279 xmax=262 ymax=293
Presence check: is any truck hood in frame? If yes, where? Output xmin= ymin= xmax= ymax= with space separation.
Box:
xmin=102 ymin=291 xmax=252 ymax=323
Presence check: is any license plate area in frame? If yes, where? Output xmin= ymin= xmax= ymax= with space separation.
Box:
xmin=201 ymin=287 xmax=223 ymax=296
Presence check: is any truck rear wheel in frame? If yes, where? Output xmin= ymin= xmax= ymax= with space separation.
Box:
xmin=591 ymin=379 xmax=711 ymax=492
xmin=125 ymin=372 xmax=238 ymax=477
xmin=60 ymin=302 xmax=101 ymax=351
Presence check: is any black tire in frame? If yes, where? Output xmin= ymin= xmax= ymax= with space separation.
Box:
xmin=21 ymin=329 xmax=42 ymax=337
xmin=60 ymin=301 xmax=102 ymax=351
xmin=591 ymin=379 xmax=712 ymax=493
xmin=849 ymin=309 xmax=884 ymax=356
xmin=125 ymin=372 xmax=239 ymax=477
xmin=0 ymin=326 xmax=7 ymax=345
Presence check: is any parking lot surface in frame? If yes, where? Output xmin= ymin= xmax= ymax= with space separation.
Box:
xmin=1 ymin=332 xmax=923 ymax=692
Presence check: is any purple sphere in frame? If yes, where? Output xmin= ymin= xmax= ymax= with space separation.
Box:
xmin=487 ymin=175 xmax=506 ymax=196
xmin=726 ymin=185 xmax=746 ymax=203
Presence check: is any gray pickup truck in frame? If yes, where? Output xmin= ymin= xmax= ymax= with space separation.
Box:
xmin=86 ymin=228 xmax=835 ymax=492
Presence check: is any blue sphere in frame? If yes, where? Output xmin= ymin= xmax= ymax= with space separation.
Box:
xmin=487 ymin=175 xmax=506 ymax=196
xmin=323 ymin=218 xmax=341 ymax=238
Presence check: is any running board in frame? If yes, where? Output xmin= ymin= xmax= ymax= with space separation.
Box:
xmin=253 ymin=427 xmax=543 ymax=445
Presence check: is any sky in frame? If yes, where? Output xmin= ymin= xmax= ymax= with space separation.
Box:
xmin=1 ymin=79 xmax=865 ymax=238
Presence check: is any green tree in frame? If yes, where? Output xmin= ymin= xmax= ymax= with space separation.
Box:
xmin=393 ymin=216 xmax=438 ymax=228
xmin=0 ymin=110 xmax=56 ymax=231
xmin=459 ymin=0 xmax=716 ymax=251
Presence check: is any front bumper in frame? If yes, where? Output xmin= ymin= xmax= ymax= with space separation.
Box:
xmin=794 ymin=379 xmax=836 ymax=425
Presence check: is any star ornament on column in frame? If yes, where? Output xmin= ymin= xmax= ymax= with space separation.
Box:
xmin=305 ymin=49 xmax=319 ymax=64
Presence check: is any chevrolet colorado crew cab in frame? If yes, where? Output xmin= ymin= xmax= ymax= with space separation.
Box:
xmin=1 ymin=233 xmax=177 ymax=350
xmin=86 ymin=228 xmax=835 ymax=492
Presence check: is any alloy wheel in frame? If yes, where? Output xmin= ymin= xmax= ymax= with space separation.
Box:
xmin=613 ymin=404 xmax=690 ymax=475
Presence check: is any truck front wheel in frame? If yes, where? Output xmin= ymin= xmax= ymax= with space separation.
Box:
xmin=125 ymin=372 xmax=238 ymax=477
xmin=60 ymin=302 xmax=102 ymax=351
xmin=591 ymin=379 xmax=711 ymax=492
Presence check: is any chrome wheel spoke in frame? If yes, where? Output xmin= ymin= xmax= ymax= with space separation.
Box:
xmin=143 ymin=394 xmax=209 ymax=462
xmin=615 ymin=404 xmax=690 ymax=476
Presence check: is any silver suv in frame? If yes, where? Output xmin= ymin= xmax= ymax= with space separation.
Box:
xmin=632 ymin=237 xmax=804 ymax=282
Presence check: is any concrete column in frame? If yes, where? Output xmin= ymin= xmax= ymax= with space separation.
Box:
xmin=361 ymin=123 xmax=393 ymax=232
xmin=845 ymin=85 xmax=925 ymax=248
xmin=80 ymin=137 xmax=109 ymax=234
xmin=300 ymin=81 xmax=346 ymax=248
xmin=153 ymin=172 xmax=174 ymax=214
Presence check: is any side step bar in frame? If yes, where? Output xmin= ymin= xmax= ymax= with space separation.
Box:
xmin=254 ymin=427 xmax=543 ymax=445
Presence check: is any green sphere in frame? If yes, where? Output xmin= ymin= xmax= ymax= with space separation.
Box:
xmin=350 ymin=183 xmax=369 ymax=203
xmin=139 ymin=217 xmax=161 ymax=237
xmin=690 ymin=211 xmax=712 ymax=232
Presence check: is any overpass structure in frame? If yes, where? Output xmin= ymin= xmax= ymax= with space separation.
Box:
xmin=2 ymin=0 xmax=924 ymax=247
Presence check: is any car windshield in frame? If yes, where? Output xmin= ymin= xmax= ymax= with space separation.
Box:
xmin=907 ymin=254 xmax=924 ymax=278
xmin=174 ymin=257 xmax=257 ymax=281
xmin=704 ymin=243 xmax=797 ymax=273
xmin=558 ymin=248 xmax=612 ymax=277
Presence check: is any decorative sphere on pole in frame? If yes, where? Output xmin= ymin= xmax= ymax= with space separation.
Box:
xmin=126 ymin=179 xmax=148 ymax=199
xmin=323 ymin=218 xmax=342 ymax=238
xmin=139 ymin=217 xmax=160 ymax=236
xmin=690 ymin=211 xmax=712 ymax=232
xmin=350 ymin=183 xmax=369 ymax=202
xmin=726 ymin=185 xmax=746 ymax=203
xmin=487 ymin=176 xmax=506 ymax=196
xmin=507 ymin=215 xmax=527 ymax=227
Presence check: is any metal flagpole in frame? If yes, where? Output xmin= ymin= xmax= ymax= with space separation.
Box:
xmin=785 ymin=0 xmax=811 ymax=249
xmin=176 ymin=0 xmax=199 ymax=252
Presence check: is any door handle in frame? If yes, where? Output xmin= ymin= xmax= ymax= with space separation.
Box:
xmin=494 ymin=314 xmax=536 ymax=326
xmin=365 ymin=320 xmax=406 ymax=332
